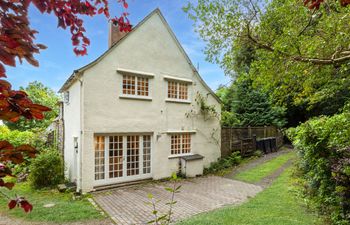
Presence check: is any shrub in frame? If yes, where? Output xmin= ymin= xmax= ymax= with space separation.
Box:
xmin=0 ymin=125 xmax=47 ymax=177
xmin=29 ymin=149 xmax=64 ymax=189
xmin=289 ymin=113 xmax=350 ymax=225
xmin=204 ymin=151 xmax=242 ymax=174
xmin=0 ymin=125 xmax=45 ymax=148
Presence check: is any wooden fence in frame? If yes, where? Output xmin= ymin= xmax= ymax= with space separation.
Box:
xmin=221 ymin=126 xmax=284 ymax=157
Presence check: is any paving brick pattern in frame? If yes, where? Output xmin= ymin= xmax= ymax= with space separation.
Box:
xmin=93 ymin=176 xmax=262 ymax=224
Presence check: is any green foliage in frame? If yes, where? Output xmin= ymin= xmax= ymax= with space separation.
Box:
xmin=185 ymin=0 xmax=350 ymax=126
xmin=29 ymin=149 xmax=64 ymax=189
xmin=289 ymin=113 xmax=350 ymax=225
xmin=4 ymin=81 xmax=60 ymax=131
xmin=218 ymin=75 xmax=287 ymax=127
xmin=0 ymin=182 xmax=103 ymax=223
xmin=204 ymin=151 xmax=242 ymax=174
xmin=233 ymin=151 xmax=296 ymax=183
xmin=0 ymin=125 xmax=45 ymax=148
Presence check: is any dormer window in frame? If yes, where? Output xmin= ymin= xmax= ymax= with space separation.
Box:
xmin=118 ymin=68 xmax=154 ymax=100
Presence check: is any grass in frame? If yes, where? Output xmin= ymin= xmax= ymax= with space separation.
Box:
xmin=233 ymin=151 xmax=296 ymax=183
xmin=177 ymin=167 xmax=321 ymax=225
xmin=0 ymin=182 xmax=104 ymax=223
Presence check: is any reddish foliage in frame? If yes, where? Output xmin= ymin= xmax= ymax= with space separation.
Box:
xmin=0 ymin=79 xmax=51 ymax=122
xmin=8 ymin=198 xmax=33 ymax=213
xmin=0 ymin=141 xmax=36 ymax=212
xmin=0 ymin=0 xmax=130 ymax=213
xmin=304 ymin=0 xmax=350 ymax=9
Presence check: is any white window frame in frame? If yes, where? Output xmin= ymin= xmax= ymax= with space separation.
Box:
xmin=64 ymin=91 xmax=70 ymax=104
xmin=117 ymin=68 xmax=154 ymax=101
xmin=164 ymin=75 xmax=192 ymax=103
xmin=93 ymin=134 xmax=153 ymax=187
xmin=169 ymin=133 xmax=193 ymax=157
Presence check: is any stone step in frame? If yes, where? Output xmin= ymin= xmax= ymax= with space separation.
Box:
xmin=93 ymin=178 xmax=153 ymax=192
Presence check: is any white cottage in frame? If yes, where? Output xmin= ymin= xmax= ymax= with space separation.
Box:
xmin=59 ymin=9 xmax=221 ymax=192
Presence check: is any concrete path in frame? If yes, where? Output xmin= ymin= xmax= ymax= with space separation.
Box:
xmin=93 ymin=176 xmax=262 ymax=225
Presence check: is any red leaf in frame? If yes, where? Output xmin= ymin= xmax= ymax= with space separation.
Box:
xmin=0 ymin=64 xmax=6 ymax=78
xmin=0 ymin=180 xmax=15 ymax=190
xmin=36 ymin=44 xmax=47 ymax=50
xmin=123 ymin=2 xmax=128 ymax=9
xmin=0 ymin=141 xmax=14 ymax=151
xmin=98 ymin=7 xmax=104 ymax=14
xmin=20 ymin=200 xmax=33 ymax=213
xmin=0 ymin=79 xmax=11 ymax=90
xmin=0 ymin=50 xmax=16 ymax=67
xmin=8 ymin=200 xmax=17 ymax=210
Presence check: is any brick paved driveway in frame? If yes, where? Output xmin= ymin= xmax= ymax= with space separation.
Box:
xmin=93 ymin=176 xmax=262 ymax=224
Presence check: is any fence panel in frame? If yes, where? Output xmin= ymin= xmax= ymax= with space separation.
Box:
xmin=221 ymin=126 xmax=284 ymax=157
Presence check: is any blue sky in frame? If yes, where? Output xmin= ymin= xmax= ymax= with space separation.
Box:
xmin=4 ymin=0 xmax=230 ymax=92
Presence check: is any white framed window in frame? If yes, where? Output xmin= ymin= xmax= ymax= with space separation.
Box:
xmin=170 ymin=133 xmax=191 ymax=155
xmin=167 ymin=81 xmax=188 ymax=100
xmin=122 ymin=75 xmax=149 ymax=97
xmin=118 ymin=68 xmax=154 ymax=100
xmin=64 ymin=91 xmax=69 ymax=104
xmin=94 ymin=134 xmax=152 ymax=182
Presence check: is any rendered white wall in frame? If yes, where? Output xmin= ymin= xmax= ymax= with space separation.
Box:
xmin=63 ymin=80 xmax=81 ymax=186
xmin=69 ymin=11 xmax=221 ymax=192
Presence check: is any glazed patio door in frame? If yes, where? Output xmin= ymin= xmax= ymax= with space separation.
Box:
xmin=94 ymin=134 xmax=152 ymax=186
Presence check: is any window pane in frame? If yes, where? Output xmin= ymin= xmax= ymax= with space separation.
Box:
xmin=137 ymin=77 xmax=149 ymax=96
xmin=109 ymin=136 xmax=123 ymax=178
xmin=94 ymin=136 xmax=105 ymax=180
xmin=168 ymin=81 xmax=178 ymax=99
xmin=179 ymin=83 xmax=188 ymax=100
xmin=127 ymin=136 xmax=139 ymax=176
xmin=143 ymin=135 xmax=151 ymax=174
xmin=182 ymin=133 xmax=191 ymax=154
xmin=171 ymin=134 xmax=181 ymax=155
xmin=123 ymin=75 xmax=136 ymax=95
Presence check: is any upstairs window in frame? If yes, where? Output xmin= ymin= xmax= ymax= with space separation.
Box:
xmin=64 ymin=91 xmax=70 ymax=104
xmin=123 ymin=75 xmax=150 ymax=96
xmin=118 ymin=68 xmax=154 ymax=100
xmin=167 ymin=81 xmax=188 ymax=100
xmin=171 ymin=133 xmax=191 ymax=155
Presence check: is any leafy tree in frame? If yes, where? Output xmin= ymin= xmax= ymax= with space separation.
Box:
xmin=0 ymin=0 xmax=130 ymax=213
xmin=231 ymin=75 xmax=286 ymax=127
xmin=4 ymin=82 xmax=60 ymax=131
xmin=184 ymin=0 xmax=350 ymax=126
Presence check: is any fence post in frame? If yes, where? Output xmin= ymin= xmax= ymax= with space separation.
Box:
xmin=248 ymin=126 xmax=252 ymax=138
xmin=264 ymin=125 xmax=267 ymax=138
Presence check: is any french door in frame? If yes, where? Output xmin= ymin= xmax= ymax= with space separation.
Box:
xmin=94 ymin=134 xmax=152 ymax=186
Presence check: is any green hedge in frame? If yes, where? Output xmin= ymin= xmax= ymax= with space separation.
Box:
xmin=289 ymin=113 xmax=350 ymax=225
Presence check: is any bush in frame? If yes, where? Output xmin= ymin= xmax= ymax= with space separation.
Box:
xmin=29 ymin=149 xmax=64 ymax=189
xmin=0 ymin=125 xmax=47 ymax=176
xmin=289 ymin=113 xmax=350 ymax=225
xmin=0 ymin=125 xmax=45 ymax=148
xmin=205 ymin=151 xmax=242 ymax=174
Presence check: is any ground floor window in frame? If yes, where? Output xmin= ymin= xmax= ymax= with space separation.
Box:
xmin=94 ymin=134 xmax=151 ymax=181
xmin=171 ymin=133 xmax=191 ymax=155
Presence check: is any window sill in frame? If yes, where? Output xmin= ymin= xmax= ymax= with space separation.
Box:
xmin=120 ymin=95 xmax=152 ymax=101
xmin=166 ymin=130 xmax=196 ymax=134
xmin=165 ymin=99 xmax=191 ymax=104
xmin=168 ymin=153 xmax=193 ymax=159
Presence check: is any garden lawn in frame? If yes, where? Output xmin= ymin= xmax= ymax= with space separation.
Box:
xmin=233 ymin=151 xmax=296 ymax=183
xmin=0 ymin=182 xmax=104 ymax=223
xmin=177 ymin=168 xmax=321 ymax=225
